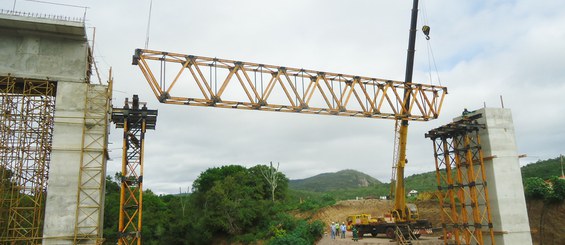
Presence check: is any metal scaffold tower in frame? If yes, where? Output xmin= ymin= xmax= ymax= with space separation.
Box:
xmin=0 ymin=76 xmax=56 ymax=244
xmin=73 ymin=75 xmax=114 ymax=244
xmin=425 ymin=116 xmax=495 ymax=245
xmin=111 ymin=95 xmax=157 ymax=245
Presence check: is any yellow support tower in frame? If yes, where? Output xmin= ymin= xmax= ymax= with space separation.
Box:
xmin=111 ymin=95 xmax=157 ymax=245
xmin=426 ymin=116 xmax=495 ymax=245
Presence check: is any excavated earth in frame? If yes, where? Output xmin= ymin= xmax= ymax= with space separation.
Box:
xmin=307 ymin=199 xmax=564 ymax=245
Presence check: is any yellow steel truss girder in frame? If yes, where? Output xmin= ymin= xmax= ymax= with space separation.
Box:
xmin=133 ymin=49 xmax=447 ymax=120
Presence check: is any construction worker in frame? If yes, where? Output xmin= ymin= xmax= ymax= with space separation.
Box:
xmin=334 ymin=222 xmax=340 ymax=239
xmin=340 ymin=222 xmax=346 ymax=238
xmin=330 ymin=222 xmax=335 ymax=239
xmin=352 ymin=226 xmax=359 ymax=242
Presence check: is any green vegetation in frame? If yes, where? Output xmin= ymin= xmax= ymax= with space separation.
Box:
xmin=103 ymin=165 xmax=324 ymax=245
xmin=289 ymin=169 xmax=381 ymax=192
xmin=524 ymin=176 xmax=565 ymax=203
xmin=521 ymin=156 xmax=563 ymax=180
xmin=99 ymin=156 xmax=565 ymax=244
xmin=288 ymin=169 xmax=436 ymax=200
xmin=288 ymin=157 xmax=565 ymax=203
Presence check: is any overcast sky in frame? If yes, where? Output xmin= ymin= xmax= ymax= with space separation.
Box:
xmin=4 ymin=0 xmax=565 ymax=194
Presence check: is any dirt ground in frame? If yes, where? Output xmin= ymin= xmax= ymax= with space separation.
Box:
xmin=309 ymin=199 xmax=565 ymax=245
xmin=316 ymin=231 xmax=444 ymax=245
xmin=308 ymin=199 xmax=444 ymax=245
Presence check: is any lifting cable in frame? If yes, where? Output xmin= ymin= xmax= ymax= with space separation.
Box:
xmin=209 ymin=63 xmax=213 ymax=95
xmin=214 ymin=59 xmax=218 ymax=95
xmin=294 ymin=73 xmax=298 ymax=106
xmin=260 ymin=65 xmax=264 ymax=98
xmin=160 ymin=56 xmax=166 ymax=90
xmin=254 ymin=68 xmax=257 ymax=103
xmin=338 ymin=76 xmax=342 ymax=103
xmin=301 ymin=70 xmax=305 ymax=99
xmin=331 ymin=78 xmax=335 ymax=108
xmin=420 ymin=0 xmax=442 ymax=87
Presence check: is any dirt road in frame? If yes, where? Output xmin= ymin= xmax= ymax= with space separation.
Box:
xmin=316 ymin=232 xmax=444 ymax=245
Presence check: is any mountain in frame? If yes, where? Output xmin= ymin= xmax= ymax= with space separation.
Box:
xmin=289 ymin=169 xmax=382 ymax=192
xmin=289 ymin=157 xmax=563 ymax=194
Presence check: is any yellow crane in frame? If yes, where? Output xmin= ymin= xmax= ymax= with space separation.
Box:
xmin=118 ymin=0 xmax=444 ymax=243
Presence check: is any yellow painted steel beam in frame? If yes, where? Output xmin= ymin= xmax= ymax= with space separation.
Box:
xmin=132 ymin=49 xmax=447 ymax=121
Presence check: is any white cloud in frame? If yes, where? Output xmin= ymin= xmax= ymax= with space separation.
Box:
xmin=3 ymin=0 xmax=564 ymax=194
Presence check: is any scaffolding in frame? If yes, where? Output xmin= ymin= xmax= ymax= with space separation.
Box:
xmin=0 ymin=75 xmax=56 ymax=244
xmin=73 ymin=75 xmax=113 ymax=244
xmin=425 ymin=116 xmax=495 ymax=245
xmin=111 ymin=95 xmax=157 ymax=245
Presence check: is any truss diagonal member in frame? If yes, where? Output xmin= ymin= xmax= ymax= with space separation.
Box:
xmin=132 ymin=49 xmax=447 ymax=121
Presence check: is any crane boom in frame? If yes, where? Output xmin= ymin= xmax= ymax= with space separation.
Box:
xmin=132 ymin=49 xmax=446 ymax=121
xmin=394 ymin=0 xmax=420 ymax=222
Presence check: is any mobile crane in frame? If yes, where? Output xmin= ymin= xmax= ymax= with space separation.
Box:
xmin=346 ymin=0 xmax=434 ymax=240
xmin=120 ymin=0 xmax=445 ymax=244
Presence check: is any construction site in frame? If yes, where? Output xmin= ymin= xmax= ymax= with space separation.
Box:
xmin=1 ymin=1 xmax=559 ymax=245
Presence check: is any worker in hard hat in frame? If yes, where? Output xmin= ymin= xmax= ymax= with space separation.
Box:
xmin=330 ymin=222 xmax=336 ymax=239
xmin=340 ymin=222 xmax=346 ymax=238
xmin=334 ymin=222 xmax=340 ymax=239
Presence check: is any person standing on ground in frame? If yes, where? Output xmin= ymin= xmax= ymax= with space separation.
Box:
xmin=340 ymin=222 xmax=346 ymax=238
xmin=334 ymin=222 xmax=340 ymax=239
xmin=330 ymin=222 xmax=335 ymax=239
xmin=352 ymin=226 xmax=359 ymax=242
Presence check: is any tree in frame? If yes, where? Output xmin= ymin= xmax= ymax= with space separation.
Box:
xmin=249 ymin=164 xmax=288 ymax=202
xmin=260 ymin=162 xmax=281 ymax=202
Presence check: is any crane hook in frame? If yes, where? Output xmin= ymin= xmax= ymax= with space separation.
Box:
xmin=422 ymin=25 xmax=430 ymax=40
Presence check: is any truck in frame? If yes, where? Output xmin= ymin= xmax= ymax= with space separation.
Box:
xmin=346 ymin=204 xmax=432 ymax=239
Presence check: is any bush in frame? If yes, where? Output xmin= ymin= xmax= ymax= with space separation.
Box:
xmin=524 ymin=177 xmax=550 ymax=199
xmin=545 ymin=177 xmax=565 ymax=203
xmin=269 ymin=235 xmax=309 ymax=245
xmin=266 ymin=214 xmax=324 ymax=245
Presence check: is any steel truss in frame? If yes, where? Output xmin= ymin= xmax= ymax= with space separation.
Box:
xmin=0 ymin=76 xmax=56 ymax=244
xmin=425 ymin=117 xmax=495 ymax=245
xmin=73 ymin=76 xmax=113 ymax=244
xmin=111 ymin=95 xmax=157 ymax=245
xmin=133 ymin=49 xmax=446 ymax=121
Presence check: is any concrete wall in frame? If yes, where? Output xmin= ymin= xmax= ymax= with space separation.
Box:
xmin=469 ymin=108 xmax=533 ymax=245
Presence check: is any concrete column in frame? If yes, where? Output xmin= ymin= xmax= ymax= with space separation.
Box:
xmin=471 ymin=108 xmax=533 ymax=245
xmin=43 ymin=81 xmax=88 ymax=244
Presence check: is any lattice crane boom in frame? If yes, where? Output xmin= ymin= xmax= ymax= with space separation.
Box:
xmin=132 ymin=49 xmax=447 ymax=121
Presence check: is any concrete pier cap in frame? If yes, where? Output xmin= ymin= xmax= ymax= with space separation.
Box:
xmin=0 ymin=11 xmax=89 ymax=82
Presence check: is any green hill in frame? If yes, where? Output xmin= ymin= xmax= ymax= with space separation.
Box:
xmin=521 ymin=156 xmax=563 ymax=180
xmin=289 ymin=169 xmax=382 ymax=192
xmin=289 ymin=157 xmax=563 ymax=197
